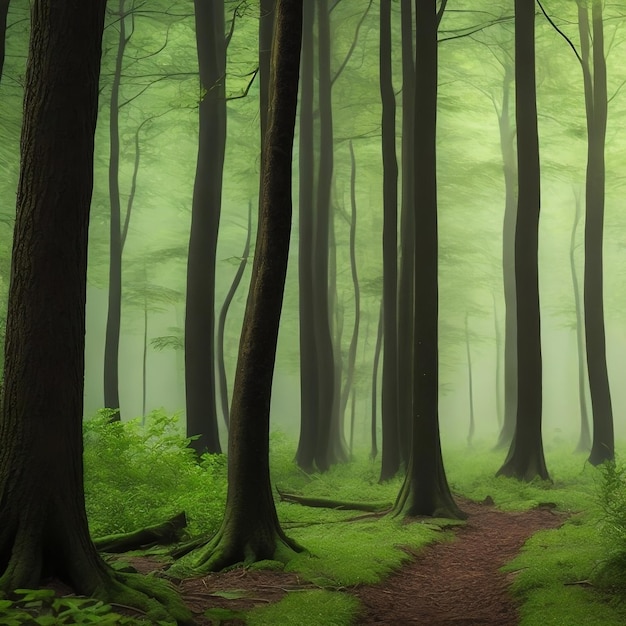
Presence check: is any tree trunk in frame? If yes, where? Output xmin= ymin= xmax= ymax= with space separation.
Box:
xmin=313 ymin=0 xmax=337 ymax=471
xmin=497 ymin=0 xmax=549 ymax=482
xmin=578 ymin=0 xmax=613 ymax=465
xmin=371 ymin=302 xmax=383 ymax=460
xmin=394 ymin=0 xmax=464 ymax=519
xmin=571 ymin=188 xmax=591 ymax=453
xmin=170 ymin=0 xmax=304 ymax=573
xmin=495 ymin=62 xmax=518 ymax=449
xmin=0 ymin=0 xmax=9 ymax=83
xmin=217 ymin=202 xmax=252 ymax=428
xmin=396 ymin=0 xmax=415 ymax=466
xmin=103 ymin=0 xmax=129 ymax=421
xmin=465 ymin=313 xmax=475 ymax=447
xmin=379 ymin=0 xmax=400 ymax=483
xmin=295 ymin=0 xmax=318 ymax=472
xmin=185 ymin=0 xmax=227 ymax=455
xmin=0 ymin=3 xmax=190 ymax=622
xmin=493 ymin=294 xmax=504 ymax=429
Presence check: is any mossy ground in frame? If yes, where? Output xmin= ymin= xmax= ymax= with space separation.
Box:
xmin=6 ymin=416 xmax=626 ymax=624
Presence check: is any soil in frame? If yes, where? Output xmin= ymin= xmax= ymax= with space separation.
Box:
xmin=47 ymin=497 xmax=566 ymax=625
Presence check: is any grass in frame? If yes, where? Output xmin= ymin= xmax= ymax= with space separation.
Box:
xmin=20 ymin=416 xmax=624 ymax=625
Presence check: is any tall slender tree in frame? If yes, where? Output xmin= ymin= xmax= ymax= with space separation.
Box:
xmin=379 ymin=0 xmax=400 ymax=482
xmin=394 ymin=0 xmax=464 ymax=519
xmin=0 ymin=2 xmax=189 ymax=621
xmin=171 ymin=0 xmax=304 ymax=572
xmin=185 ymin=0 xmax=227 ymax=454
xmin=396 ymin=0 xmax=415 ymax=466
xmin=0 ymin=0 xmax=9 ymax=83
xmin=496 ymin=0 xmax=549 ymax=482
xmin=295 ymin=0 xmax=319 ymax=472
xmin=578 ymin=0 xmax=613 ymax=465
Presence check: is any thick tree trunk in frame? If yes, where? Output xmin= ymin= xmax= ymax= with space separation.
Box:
xmin=495 ymin=63 xmax=518 ymax=449
xmin=170 ymin=0 xmax=304 ymax=573
xmin=295 ymin=0 xmax=319 ymax=472
xmin=396 ymin=0 xmax=415 ymax=466
xmin=185 ymin=0 xmax=227 ymax=455
xmin=394 ymin=0 xmax=464 ymax=519
xmin=379 ymin=0 xmax=400 ymax=483
xmin=578 ymin=0 xmax=614 ymax=465
xmin=497 ymin=0 xmax=549 ymax=482
xmin=0 ymin=0 xmax=9 ymax=83
xmin=0 ymin=3 xmax=189 ymax=622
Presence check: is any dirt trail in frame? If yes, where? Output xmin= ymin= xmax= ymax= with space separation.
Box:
xmin=118 ymin=498 xmax=565 ymax=625
xmin=352 ymin=498 xmax=565 ymax=625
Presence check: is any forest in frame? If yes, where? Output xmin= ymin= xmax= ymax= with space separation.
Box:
xmin=0 ymin=0 xmax=626 ymax=624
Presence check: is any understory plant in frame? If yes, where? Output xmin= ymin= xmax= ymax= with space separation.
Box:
xmin=83 ymin=409 xmax=227 ymax=538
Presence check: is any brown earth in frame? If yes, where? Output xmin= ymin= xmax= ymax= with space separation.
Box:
xmin=46 ymin=498 xmax=566 ymax=625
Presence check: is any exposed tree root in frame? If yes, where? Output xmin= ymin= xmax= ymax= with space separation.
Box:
xmin=94 ymin=512 xmax=187 ymax=553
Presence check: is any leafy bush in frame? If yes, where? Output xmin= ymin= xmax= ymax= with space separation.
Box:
xmin=0 ymin=589 xmax=141 ymax=625
xmin=83 ymin=409 xmax=227 ymax=538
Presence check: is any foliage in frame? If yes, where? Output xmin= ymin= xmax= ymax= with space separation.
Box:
xmin=84 ymin=409 xmax=227 ymax=538
xmin=0 ymin=589 xmax=142 ymax=625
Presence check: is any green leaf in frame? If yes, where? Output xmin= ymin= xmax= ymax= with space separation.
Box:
xmin=208 ymin=589 xmax=249 ymax=600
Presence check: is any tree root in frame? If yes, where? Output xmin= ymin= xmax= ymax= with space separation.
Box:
xmin=94 ymin=512 xmax=187 ymax=553
xmin=277 ymin=488 xmax=392 ymax=512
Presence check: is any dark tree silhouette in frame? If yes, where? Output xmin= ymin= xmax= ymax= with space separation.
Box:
xmin=394 ymin=0 xmax=464 ymax=519
xmin=295 ymin=0 xmax=319 ymax=472
xmin=379 ymin=0 xmax=400 ymax=482
xmin=396 ymin=0 xmax=415 ymax=466
xmin=496 ymin=0 xmax=549 ymax=482
xmin=185 ymin=0 xmax=227 ymax=454
xmin=495 ymin=61 xmax=518 ymax=450
xmin=578 ymin=0 xmax=613 ymax=465
xmin=171 ymin=0 xmax=304 ymax=572
xmin=0 ymin=2 xmax=189 ymax=621
xmin=0 ymin=0 xmax=9 ymax=82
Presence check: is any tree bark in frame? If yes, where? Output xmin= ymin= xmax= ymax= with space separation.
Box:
xmin=497 ymin=0 xmax=549 ymax=482
xmin=103 ymin=0 xmax=129 ymax=421
xmin=396 ymin=0 xmax=415 ymax=466
xmin=185 ymin=0 xmax=227 ymax=455
xmin=0 ymin=3 xmax=190 ymax=621
xmin=0 ymin=0 xmax=9 ymax=83
xmin=313 ymin=0 xmax=338 ymax=471
xmin=578 ymin=0 xmax=613 ymax=465
xmin=394 ymin=0 xmax=464 ymax=519
xmin=495 ymin=62 xmax=518 ymax=449
xmin=379 ymin=0 xmax=400 ymax=482
xmin=295 ymin=0 xmax=318 ymax=472
xmin=170 ymin=0 xmax=304 ymax=573
xmin=570 ymin=189 xmax=590 ymax=453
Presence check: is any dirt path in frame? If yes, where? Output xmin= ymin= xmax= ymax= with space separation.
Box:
xmin=119 ymin=498 xmax=565 ymax=625
xmin=352 ymin=498 xmax=565 ymax=625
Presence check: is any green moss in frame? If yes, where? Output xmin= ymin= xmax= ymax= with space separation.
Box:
xmin=246 ymin=590 xmax=360 ymax=626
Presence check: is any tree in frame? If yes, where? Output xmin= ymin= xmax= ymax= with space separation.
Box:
xmin=578 ymin=0 xmax=613 ymax=465
xmin=0 ymin=0 xmax=8 ymax=83
xmin=379 ymin=0 xmax=400 ymax=482
xmin=0 ymin=2 xmax=189 ymax=621
xmin=185 ymin=0 xmax=227 ymax=454
xmin=394 ymin=0 xmax=464 ymax=519
xmin=496 ymin=0 xmax=549 ymax=482
xmin=170 ymin=0 xmax=303 ymax=572
xmin=396 ymin=0 xmax=416 ymax=466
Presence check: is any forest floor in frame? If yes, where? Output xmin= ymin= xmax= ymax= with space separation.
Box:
xmin=122 ymin=497 xmax=565 ymax=625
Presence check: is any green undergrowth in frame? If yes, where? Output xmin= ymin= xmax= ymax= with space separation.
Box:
xmin=73 ymin=421 xmax=626 ymax=625
xmin=84 ymin=409 xmax=227 ymax=538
